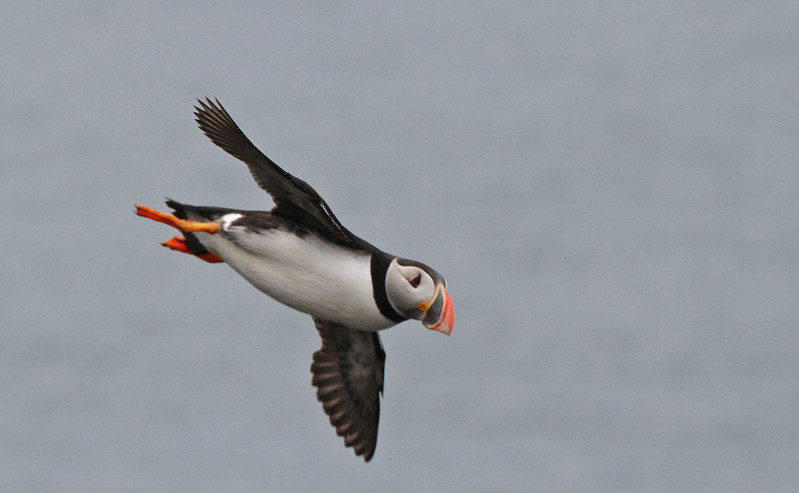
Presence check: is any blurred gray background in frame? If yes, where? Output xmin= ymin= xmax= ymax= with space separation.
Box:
xmin=2 ymin=2 xmax=798 ymax=491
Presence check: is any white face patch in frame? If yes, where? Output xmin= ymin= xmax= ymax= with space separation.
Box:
xmin=385 ymin=260 xmax=436 ymax=319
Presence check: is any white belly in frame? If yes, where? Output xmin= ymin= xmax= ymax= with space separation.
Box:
xmin=194 ymin=225 xmax=395 ymax=331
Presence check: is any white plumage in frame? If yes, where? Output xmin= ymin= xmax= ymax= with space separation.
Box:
xmin=196 ymin=222 xmax=394 ymax=331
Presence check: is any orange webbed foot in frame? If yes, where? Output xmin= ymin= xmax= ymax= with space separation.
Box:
xmin=162 ymin=236 xmax=223 ymax=264
xmin=135 ymin=204 xmax=219 ymax=234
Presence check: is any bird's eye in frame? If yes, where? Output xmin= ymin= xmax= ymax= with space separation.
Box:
xmin=409 ymin=274 xmax=422 ymax=288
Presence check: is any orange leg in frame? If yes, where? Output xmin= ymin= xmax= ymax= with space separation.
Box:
xmin=135 ymin=204 xmax=219 ymax=234
xmin=162 ymin=236 xmax=223 ymax=264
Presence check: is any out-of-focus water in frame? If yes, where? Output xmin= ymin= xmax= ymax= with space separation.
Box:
xmin=2 ymin=2 xmax=798 ymax=491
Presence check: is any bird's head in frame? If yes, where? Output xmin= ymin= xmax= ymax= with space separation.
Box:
xmin=385 ymin=258 xmax=453 ymax=335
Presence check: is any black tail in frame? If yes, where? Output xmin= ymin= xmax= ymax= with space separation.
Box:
xmin=165 ymin=198 xmax=237 ymax=222
xmin=164 ymin=199 xmax=233 ymax=258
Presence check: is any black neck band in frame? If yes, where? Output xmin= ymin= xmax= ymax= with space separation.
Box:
xmin=371 ymin=251 xmax=406 ymax=323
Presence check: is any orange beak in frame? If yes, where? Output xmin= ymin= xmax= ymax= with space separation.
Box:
xmin=418 ymin=284 xmax=454 ymax=335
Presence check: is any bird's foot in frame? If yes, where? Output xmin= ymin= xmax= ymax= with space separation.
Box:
xmin=162 ymin=236 xmax=223 ymax=263
xmin=135 ymin=204 xmax=219 ymax=234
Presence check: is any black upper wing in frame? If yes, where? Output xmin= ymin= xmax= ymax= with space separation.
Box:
xmin=194 ymin=98 xmax=366 ymax=250
xmin=310 ymin=318 xmax=385 ymax=462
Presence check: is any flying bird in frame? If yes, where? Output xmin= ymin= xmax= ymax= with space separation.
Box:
xmin=135 ymin=98 xmax=453 ymax=462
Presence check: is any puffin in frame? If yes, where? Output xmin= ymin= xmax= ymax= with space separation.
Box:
xmin=135 ymin=98 xmax=453 ymax=462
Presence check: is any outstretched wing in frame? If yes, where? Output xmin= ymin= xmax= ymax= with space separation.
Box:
xmin=193 ymin=98 xmax=364 ymax=250
xmin=310 ymin=318 xmax=385 ymax=462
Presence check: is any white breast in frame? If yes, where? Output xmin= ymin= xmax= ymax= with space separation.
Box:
xmin=193 ymin=221 xmax=395 ymax=331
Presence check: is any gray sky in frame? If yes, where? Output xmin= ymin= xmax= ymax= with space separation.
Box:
xmin=3 ymin=2 xmax=799 ymax=491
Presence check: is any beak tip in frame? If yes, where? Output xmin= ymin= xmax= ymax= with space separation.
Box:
xmin=420 ymin=284 xmax=453 ymax=336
